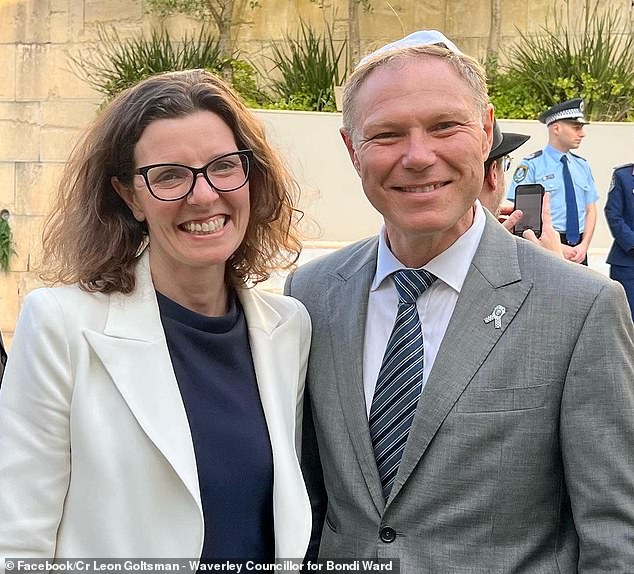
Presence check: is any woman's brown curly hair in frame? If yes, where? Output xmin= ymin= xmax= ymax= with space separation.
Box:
xmin=41 ymin=69 xmax=303 ymax=293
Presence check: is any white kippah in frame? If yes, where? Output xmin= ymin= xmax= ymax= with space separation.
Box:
xmin=358 ymin=30 xmax=462 ymax=67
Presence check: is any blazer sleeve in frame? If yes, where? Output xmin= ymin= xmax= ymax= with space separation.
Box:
xmin=604 ymin=171 xmax=634 ymax=253
xmin=0 ymin=290 xmax=73 ymax=557
xmin=559 ymin=280 xmax=634 ymax=571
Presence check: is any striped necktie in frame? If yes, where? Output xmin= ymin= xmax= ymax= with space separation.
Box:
xmin=369 ymin=268 xmax=436 ymax=499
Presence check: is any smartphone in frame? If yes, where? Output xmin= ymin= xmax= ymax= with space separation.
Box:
xmin=513 ymin=184 xmax=544 ymax=238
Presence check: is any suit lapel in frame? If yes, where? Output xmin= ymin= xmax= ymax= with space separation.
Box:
xmin=326 ymin=238 xmax=386 ymax=513
xmin=83 ymin=252 xmax=202 ymax=509
xmin=390 ymin=218 xmax=533 ymax=501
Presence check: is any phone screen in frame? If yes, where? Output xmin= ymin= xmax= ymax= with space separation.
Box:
xmin=514 ymin=184 xmax=544 ymax=237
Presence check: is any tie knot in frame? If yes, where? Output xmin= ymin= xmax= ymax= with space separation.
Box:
xmin=393 ymin=269 xmax=436 ymax=304
xmin=560 ymin=154 xmax=568 ymax=164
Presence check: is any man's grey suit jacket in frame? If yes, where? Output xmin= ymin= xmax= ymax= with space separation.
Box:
xmin=286 ymin=214 xmax=634 ymax=573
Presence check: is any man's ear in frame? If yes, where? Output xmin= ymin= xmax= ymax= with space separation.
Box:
xmin=340 ymin=128 xmax=361 ymax=175
xmin=111 ymin=177 xmax=146 ymax=222
xmin=482 ymin=104 xmax=495 ymax=158
xmin=485 ymin=161 xmax=498 ymax=189
xmin=479 ymin=162 xmax=499 ymax=212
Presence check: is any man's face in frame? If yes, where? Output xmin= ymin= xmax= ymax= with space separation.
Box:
xmin=553 ymin=120 xmax=585 ymax=151
xmin=341 ymin=55 xmax=493 ymax=264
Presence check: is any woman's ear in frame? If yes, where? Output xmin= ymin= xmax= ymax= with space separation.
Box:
xmin=111 ymin=177 xmax=146 ymax=222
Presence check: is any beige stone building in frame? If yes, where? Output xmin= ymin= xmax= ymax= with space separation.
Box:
xmin=0 ymin=0 xmax=633 ymax=344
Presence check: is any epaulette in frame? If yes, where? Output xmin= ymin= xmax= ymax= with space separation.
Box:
xmin=569 ymin=151 xmax=587 ymax=161
xmin=614 ymin=162 xmax=634 ymax=171
xmin=524 ymin=150 xmax=542 ymax=161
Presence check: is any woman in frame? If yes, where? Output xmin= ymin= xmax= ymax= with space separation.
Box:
xmin=0 ymin=70 xmax=311 ymax=559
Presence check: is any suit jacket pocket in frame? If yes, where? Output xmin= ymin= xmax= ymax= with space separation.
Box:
xmin=455 ymin=384 xmax=548 ymax=413
xmin=325 ymin=511 xmax=338 ymax=533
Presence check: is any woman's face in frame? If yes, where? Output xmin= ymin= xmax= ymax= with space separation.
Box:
xmin=114 ymin=110 xmax=251 ymax=288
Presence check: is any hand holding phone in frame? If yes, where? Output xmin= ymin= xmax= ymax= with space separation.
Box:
xmin=513 ymin=184 xmax=545 ymax=238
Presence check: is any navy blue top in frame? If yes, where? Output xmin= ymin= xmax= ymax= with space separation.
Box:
xmin=156 ymin=291 xmax=274 ymax=562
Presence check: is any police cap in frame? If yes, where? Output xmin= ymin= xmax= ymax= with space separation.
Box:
xmin=538 ymin=98 xmax=589 ymax=126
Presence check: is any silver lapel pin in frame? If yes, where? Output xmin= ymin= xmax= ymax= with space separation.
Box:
xmin=484 ymin=305 xmax=506 ymax=329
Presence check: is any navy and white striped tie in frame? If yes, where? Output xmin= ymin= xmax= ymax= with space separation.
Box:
xmin=369 ymin=268 xmax=436 ymax=499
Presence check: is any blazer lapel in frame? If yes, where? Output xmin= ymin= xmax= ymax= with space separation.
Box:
xmin=326 ymin=237 xmax=386 ymax=513
xmin=390 ymin=217 xmax=533 ymax=501
xmin=238 ymin=288 xmax=311 ymax=558
xmin=83 ymin=252 xmax=202 ymax=510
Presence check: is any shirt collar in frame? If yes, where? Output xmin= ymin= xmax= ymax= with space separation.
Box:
xmin=372 ymin=200 xmax=486 ymax=293
xmin=545 ymin=144 xmax=567 ymax=162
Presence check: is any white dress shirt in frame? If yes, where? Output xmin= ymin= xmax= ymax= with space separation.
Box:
xmin=363 ymin=201 xmax=487 ymax=414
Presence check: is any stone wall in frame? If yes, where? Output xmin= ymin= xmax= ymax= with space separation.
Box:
xmin=0 ymin=0 xmax=632 ymax=344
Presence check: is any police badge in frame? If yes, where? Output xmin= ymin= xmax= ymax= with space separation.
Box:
xmin=513 ymin=164 xmax=528 ymax=183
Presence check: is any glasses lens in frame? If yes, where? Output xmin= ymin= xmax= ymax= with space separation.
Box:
xmin=146 ymin=166 xmax=193 ymax=200
xmin=206 ymin=152 xmax=249 ymax=192
xmin=503 ymin=156 xmax=512 ymax=172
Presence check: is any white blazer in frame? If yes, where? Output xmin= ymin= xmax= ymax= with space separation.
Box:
xmin=0 ymin=252 xmax=312 ymax=559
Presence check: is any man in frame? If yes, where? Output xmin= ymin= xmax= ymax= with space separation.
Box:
xmin=480 ymin=121 xmax=529 ymax=216
xmin=508 ymin=98 xmax=598 ymax=264
xmin=286 ymin=31 xmax=634 ymax=572
xmin=605 ymin=161 xmax=634 ymax=317
xmin=483 ymin=121 xmax=562 ymax=256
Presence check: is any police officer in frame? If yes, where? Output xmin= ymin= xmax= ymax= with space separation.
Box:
xmin=605 ymin=162 xmax=634 ymax=317
xmin=508 ymin=98 xmax=598 ymax=265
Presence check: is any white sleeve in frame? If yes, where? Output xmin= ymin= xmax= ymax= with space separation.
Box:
xmin=0 ymin=289 xmax=74 ymax=558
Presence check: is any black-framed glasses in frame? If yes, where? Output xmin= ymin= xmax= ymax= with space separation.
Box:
xmin=135 ymin=149 xmax=253 ymax=201
xmin=502 ymin=155 xmax=512 ymax=173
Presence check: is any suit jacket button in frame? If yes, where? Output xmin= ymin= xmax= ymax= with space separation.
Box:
xmin=380 ymin=526 xmax=396 ymax=543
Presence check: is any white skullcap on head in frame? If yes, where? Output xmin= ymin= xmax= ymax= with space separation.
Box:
xmin=358 ymin=29 xmax=462 ymax=67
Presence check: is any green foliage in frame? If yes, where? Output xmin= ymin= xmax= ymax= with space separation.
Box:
xmin=0 ymin=217 xmax=15 ymax=273
xmin=68 ymin=26 xmax=268 ymax=106
xmin=489 ymin=4 xmax=634 ymax=121
xmin=266 ymin=20 xmax=347 ymax=112
xmin=488 ymin=67 xmax=547 ymax=120
xmin=230 ymin=59 xmax=272 ymax=108
xmin=69 ymin=26 xmax=228 ymax=101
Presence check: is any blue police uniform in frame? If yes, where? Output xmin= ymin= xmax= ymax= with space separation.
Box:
xmin=508 ymin=144 xmax=598 ymax=240
xmin=605 ymin=162 xmax=634 ymax=317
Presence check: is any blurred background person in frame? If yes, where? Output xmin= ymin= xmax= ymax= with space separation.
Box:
xmin=508 ymin=98 xmax=598 ymax=264
xmin=605 ymin=161 xmax=634 ymax=318
xmin=0 ymin=69 xmax=311 ymax=560
xmin=482 ymin=121 xmax=562 ymax=257
xmin=480 ymin=120 xmax=529 ymax=216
